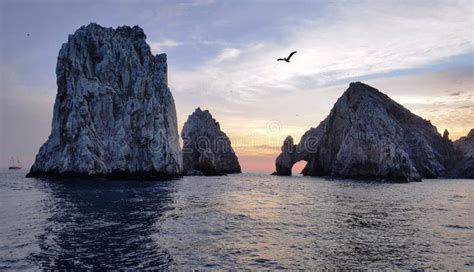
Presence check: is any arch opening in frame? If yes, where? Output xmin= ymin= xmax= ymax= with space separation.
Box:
xmin=291 ymin=160 xmax=308 ymax=176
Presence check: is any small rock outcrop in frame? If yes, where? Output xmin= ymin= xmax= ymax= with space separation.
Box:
xmin=27 ymin=23 xmax=182 ymax=178
xmin=275 ymin=82 xmax=459 ymax=182
xmin=181 ymin=108 xmax=241 ymax=176
xmin=448 ymin=129 xmax=474 ymax=178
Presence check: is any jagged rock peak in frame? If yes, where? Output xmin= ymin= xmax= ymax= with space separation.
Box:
xmin=346 ymin=81 xmax=391 ymax=100
xmin=27 ymin=23 xmax=182 ymax=179
xmin=76 ymin=22 xmax=147 ymax=37
xmin=443 ymin=129 xmax=450 ymax=141
xmin=274 ymin=82 xmax=460 ymax=182
xmin=181 ymin=108 xmax=241 ymax=176
xmin=282 ymin=136 xmax=294 ymax=151
xmin=348 ymin=81 xmax=381 ymax=94
xmin=188 ymin=107 xmax=221 ymax=130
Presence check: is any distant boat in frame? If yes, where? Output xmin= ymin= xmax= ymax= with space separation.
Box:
xmin=8 ymin=157 xmax=22 ymax=170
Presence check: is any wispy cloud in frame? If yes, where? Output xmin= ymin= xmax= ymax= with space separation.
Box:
xmin=1 ymin=0 xmax=472 ymax=169
xmin=149 ymin=39 xmax=183 ymax=54
xmin=190 ymin=0 xmax=216 ymax=7
xmin=449 ymin=91 xmax=462 ymax=96
xmin=212 ymin=48 xmax=241 ymax=63
xmin=170 ymin=0 xmax=472 ymax=105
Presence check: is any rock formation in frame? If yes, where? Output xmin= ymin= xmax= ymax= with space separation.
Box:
xmin=448 ymin=129 xmax=474 ymax=178
xmin=27 ymin=23 xmax=182 ymax=178
xmin=454 ymin=129 xmax=474 ymax=158
xmin=181 ymin=108 xmax=241 ymax=176
xmin=274 ymin=82 xmax=459 ymax=182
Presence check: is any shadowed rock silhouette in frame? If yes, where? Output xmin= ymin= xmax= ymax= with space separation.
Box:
xmin=274 ymin=82 xmax=462 ymax=182
xmin=181 ymin=108 xmax=241 ymax=176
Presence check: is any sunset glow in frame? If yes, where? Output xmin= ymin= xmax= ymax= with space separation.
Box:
xmin=1 ymin=0 xmax=472 ymax=171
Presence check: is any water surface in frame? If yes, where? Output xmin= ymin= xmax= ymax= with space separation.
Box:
xmin=0 ymin=169 xmax=472 ymax=270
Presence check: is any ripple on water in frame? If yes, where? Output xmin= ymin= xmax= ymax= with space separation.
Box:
xmin=442 ymin=224 xmax=474 ymax=230
xmin=0 ymin=171 xmax=473 ymax=270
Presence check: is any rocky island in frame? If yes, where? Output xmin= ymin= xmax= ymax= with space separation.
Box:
xmin=27 ymin=23 xmax=182 ymax=178
xmin=181 ymin=108 xmax=241 ymax=176
xmin=274 ymin=82 xmax=463 ymax=182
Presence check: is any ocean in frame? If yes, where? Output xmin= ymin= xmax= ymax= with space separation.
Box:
xmin=0 ymin=169 xmax=472 ymax=270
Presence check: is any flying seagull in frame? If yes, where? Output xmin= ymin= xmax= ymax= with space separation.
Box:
xmin=277 ymin=51 xmax=297 ymax=63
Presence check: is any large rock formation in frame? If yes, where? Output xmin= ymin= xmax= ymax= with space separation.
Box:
xmin=181 ymin=108 xmax=241 ymax=176
xmin=274 ymin=82 xmax=459 ymax=182
xmin=27 ymin=23 xmax=182 ymax=178
xmin=448 ymin=129 xmax=474 ymax=178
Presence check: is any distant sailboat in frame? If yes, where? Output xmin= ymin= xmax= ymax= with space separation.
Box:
xmin=8 ymin=157 xmax=22 ymax=170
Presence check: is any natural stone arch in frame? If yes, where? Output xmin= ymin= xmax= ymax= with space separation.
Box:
xmin=274 ymin=82 xmax=461 ymax=181
xmin=274 ymin=136 xmax=308 ymax=176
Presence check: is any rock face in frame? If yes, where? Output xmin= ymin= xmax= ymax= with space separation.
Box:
xmin=454 ymin=129 xmax=474 ymax=158
xmin=27 ymin=23 xmax=182 ymax=178
xmin=181 ymin=108 xmax=241 ymax=176
xmin=275 ymin=82 xmax=459 ymax=182
xmin=448 ymin=129 xmax=474 ymax=178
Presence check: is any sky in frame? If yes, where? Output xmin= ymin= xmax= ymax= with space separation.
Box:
xmin=0 ymin=0 xmax=473 ymax=171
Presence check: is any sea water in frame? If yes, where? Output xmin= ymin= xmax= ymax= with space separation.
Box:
xmin=0 ymin=169 xmax=472 ymax=270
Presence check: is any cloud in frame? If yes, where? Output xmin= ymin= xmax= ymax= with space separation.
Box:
xmin=170 ymin=0 xmax=472 ymax=106
xmin=93 ymin=1 xmax=474 ymax=164
xmin=148 ymin=39 xmax=183 ymax=54
xmin=2 ymin=0 xmax=472 ymax=169
xmin=190 ymin=0 xmax=216 ymax=6
xmin=212 ymin=48 xmax=241 ymax=63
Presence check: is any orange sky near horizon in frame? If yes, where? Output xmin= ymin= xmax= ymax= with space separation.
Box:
xmin=1 ymin=0 xmax=472 ymax=173
xmin=185 ymin=72 xmax=474 ymax=172
xmin=181 ymin=109 xmax=473 ymax=173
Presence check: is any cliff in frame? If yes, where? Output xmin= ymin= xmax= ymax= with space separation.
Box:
xmin=448 ymin=129 xmax=474 ymax=178
xmin=454 ymin=129 xmax=474 ymax=158
xmin=274 ymin=82 xmax=459 ymax=182
xmin=27 ymin=23 xmax=182 ymax=178
xmin=181 ymin=108 xmax=241 ymax=176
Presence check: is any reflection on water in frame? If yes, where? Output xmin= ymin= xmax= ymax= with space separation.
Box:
xmin=31 ymin=179 xmax=176 ymax=269
xmin=0 ymin=170 xmax=176 ymax=270
xmin=0 ymin=170 xmax=473 ymax=270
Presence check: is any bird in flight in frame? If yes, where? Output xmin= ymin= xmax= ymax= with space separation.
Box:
xmin=277 ymin=51 xmax=297 ymax=63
